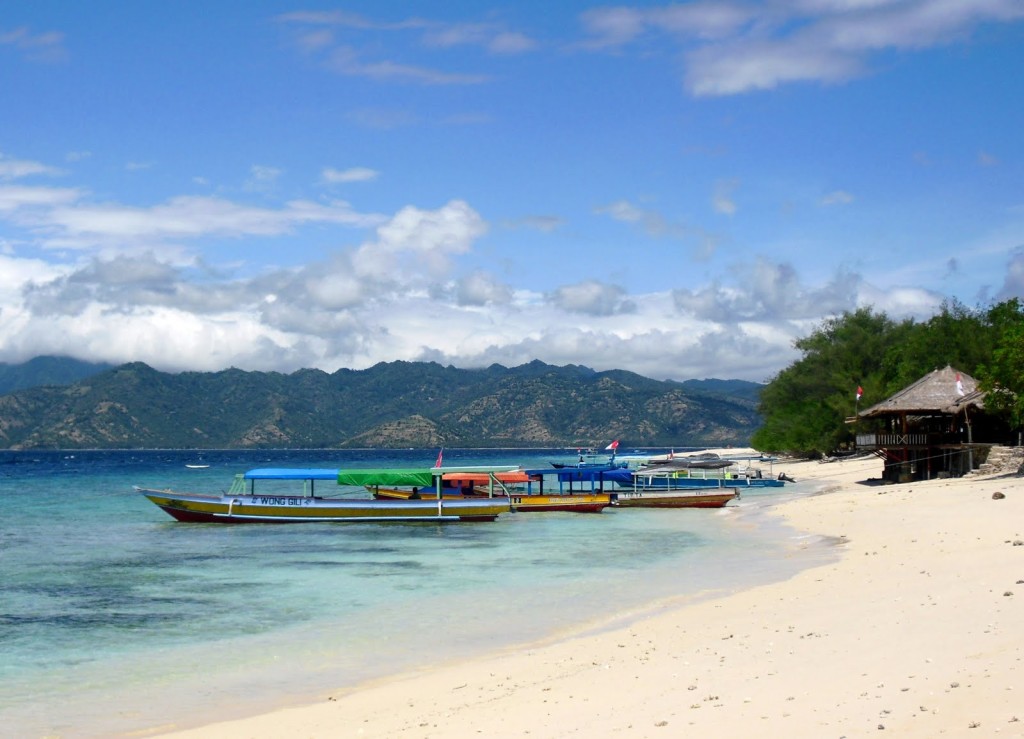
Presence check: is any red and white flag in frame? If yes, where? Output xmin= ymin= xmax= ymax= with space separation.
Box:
xmin=434 ymin=448 xmax=444 ymax=468
xmin=955 ymin=373 xmax=965 ymax=397
xmin=605 ymin=440 xmax=619 ymax=451
xmin=856 ymin=386 xmax=863 ymax=401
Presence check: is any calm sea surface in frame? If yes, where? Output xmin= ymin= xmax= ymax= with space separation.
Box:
xmin=0 ymin=448 xmax=835 ymax=737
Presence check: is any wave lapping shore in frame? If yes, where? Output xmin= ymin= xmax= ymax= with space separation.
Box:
xmin=162 ymin=452 xmax=1024 ymax=738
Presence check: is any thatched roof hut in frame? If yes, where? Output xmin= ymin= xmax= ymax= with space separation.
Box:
xmin=859 ymin=365 xmax=984 ymax=419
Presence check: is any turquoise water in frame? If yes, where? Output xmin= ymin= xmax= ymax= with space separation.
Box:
xmin=0 ymin=449 xmax=833 ymax=737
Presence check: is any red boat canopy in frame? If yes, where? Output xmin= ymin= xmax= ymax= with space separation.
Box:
xmin=441 ymin=471 xmax=530 ymax=484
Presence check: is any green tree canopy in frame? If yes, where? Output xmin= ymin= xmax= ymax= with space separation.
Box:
xmin=753 ymin=300 xmax=1024 ymax=457
xmin=977 ymin=299 xmax=1024 ymax=427
xmin=753 ymin=308 xmax=906 ymax=456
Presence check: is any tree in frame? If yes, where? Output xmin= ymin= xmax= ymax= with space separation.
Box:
xmin=977 ymin=299 xmax=1024 ymax=428
xmin=879 ymin=299 xmax=991 ymax=392
xmin=753 ymin=308 xmax=905 ymax=456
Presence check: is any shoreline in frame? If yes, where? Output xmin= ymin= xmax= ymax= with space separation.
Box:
xmin=159 ymin=453 xmax=1024 ymax=738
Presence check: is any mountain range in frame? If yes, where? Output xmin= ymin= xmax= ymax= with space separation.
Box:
xmin=0 ymin=356 xmax=763 ymax=450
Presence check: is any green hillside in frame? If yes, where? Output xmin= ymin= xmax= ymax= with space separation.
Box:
xmin=0 ymin=359 xmax=764 ymax=450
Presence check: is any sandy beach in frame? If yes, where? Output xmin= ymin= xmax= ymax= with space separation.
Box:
xmin=161 ymin=451 xmax=1023 ymax=738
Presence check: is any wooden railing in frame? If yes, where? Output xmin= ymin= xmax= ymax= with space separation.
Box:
xmin=856 ymin=432 xmax=931 ymax=449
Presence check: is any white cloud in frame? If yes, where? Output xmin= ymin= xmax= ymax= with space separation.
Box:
xmin=277 ymin=10 xmax=535 ymax=83
xmin=713 ymin=178 xmax=739 ymax=215
xmin=421 ymin=23 xmax=537 ymax=54
xmin=28 ymin=194 xmax=380 ymax=248
xmin=353 ymin=199 xmax=487 ymax=280
xmin=455 ymin=271 xmax=514 ymax=306
xmin=503 ymin=215 xmax=564 ymax=232
xmin=322 ymin=166 xmax=379 ymax=183
xmin=673 ymin=259 xmax=867 ymax=321
xmin=0 ymin=237 xmax=961 ymax=381
xmin=0 ymin=153 xmax=64 ymax=180
xmin=0 ymin=185 xmax=81 ymax=213
xmin=594 ymin=199 xmax=721 ymax=260
xmin=996 ymin=247 xmax=1024 ymax=301
xmin=0 ymin=153 xmax=1002 ymax=382
xmin=325 ymin=45 xmax=490 ymax=84
xmin=686 ymin=36 xmax=862 ymax=95
xmin=244 ymin=165 xmax=282 ymax=192
xmin=0 ymin=253 xmax=70 ymax=299
xmin=578 ymin=7 xmax=649 ymax=48
xmin=549 ymin=280 xmax=636 ymax=316
xmin=821 ymin=190 xmax=854 ymax=206
xmin=578 ymin=0 xmax=1024 ymax=96
xmin=595 ymin=199 xmax=673 ymax=237
xmin=0 ymin=26 xmax=67 ymax=63
xmin=488 ymin=32 xmax=536 ymax=55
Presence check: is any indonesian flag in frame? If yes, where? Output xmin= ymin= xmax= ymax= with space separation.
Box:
xmin=434 ymin=448 xmax=443 ymax=468
xmin=856 ymin=386 xmax=863 ymax=401
xmin=605 ymin=440 xmax=619 ymax=451
xmin=955 ymin=373 xmax=965 ymax=397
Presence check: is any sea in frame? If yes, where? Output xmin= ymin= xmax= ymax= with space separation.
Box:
xmin=0 ymin=447 xmax=838 ymax=738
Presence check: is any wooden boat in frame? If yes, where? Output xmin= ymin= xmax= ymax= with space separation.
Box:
xmin=508 ymin=467 xmax=618 ymax=512
xmin=628 ymin=453 xmax=785 ymax=488
xmin=137 ymin=467 xmax=510 ymax=523
xmin=374 ymin=470 xmax=613 ymax=513
xmin=504 ymin=491 xmax=611 ymax=513
xmin=611 ymin=488 xmax=738 ymax=508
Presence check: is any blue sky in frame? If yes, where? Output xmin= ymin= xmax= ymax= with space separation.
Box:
xmin=1 ymin=1 xmax=1022 ymax=382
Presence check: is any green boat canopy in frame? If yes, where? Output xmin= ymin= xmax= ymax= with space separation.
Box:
xmin=336 ymin=469 xmax=437 ymax=488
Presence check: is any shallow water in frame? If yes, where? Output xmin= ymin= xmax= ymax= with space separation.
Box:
xmin=0 ymin=448 xmax=834 ymax=737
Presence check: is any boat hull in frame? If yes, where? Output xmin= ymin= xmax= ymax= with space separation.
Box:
xmin=139 ymin=489 xmax=510 ymax=523
xmin=508 ymin=493 xmax=612 ymax=513
xmin=611 ymin=489 xmax=737 ymax=508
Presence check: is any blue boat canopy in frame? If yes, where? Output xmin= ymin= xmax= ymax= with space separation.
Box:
xmin=244 ymin=468 xmax=340 ymax=480
xmin=523 ymin=467 xmax=633 ymax=485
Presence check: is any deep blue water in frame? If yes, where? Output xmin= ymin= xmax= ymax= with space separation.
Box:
xmin=0 ymin=448 xmax=832 ymax=737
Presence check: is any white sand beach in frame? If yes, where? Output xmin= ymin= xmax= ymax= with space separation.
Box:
xmin=161 ymin=451 xmax=1024 ymax=738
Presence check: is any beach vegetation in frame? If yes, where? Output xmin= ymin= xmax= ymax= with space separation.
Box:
xmin=977 ymin=298 xmax=1024 ymax=428
xmin=754 ymin=299 xmax=1024 ymax=457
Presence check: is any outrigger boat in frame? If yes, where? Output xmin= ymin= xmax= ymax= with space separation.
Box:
xmin=510 ymin=466 xmax=619 ymax=512
xmin=524 ymin=462 xmax=736 ymax=508
xmin=137 ymin=467 xmax=511 ymax=523
xmin=373 ymin=469 xmax=613 ymax=513
xmin=628 ymin=452 xmax=786 ymax=489
xmin=612 ymin=486 xmax=738 ymax=509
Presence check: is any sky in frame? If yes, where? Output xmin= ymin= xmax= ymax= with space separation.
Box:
xmin=1 ymin=1 xmax=1023 ymax=383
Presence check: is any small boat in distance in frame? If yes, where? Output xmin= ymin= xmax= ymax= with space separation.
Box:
xmin=550 ymin=440 xmax=627 ymax=471
xmin=137 ymin=467 xmax=512 ymax=523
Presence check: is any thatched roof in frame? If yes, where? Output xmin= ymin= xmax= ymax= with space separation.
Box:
xmin=859 ymin=365 xmax=984 ymax=418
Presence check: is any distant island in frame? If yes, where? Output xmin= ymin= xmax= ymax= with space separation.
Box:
xmin=0 ymin=357 xmax=762 ymax=450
